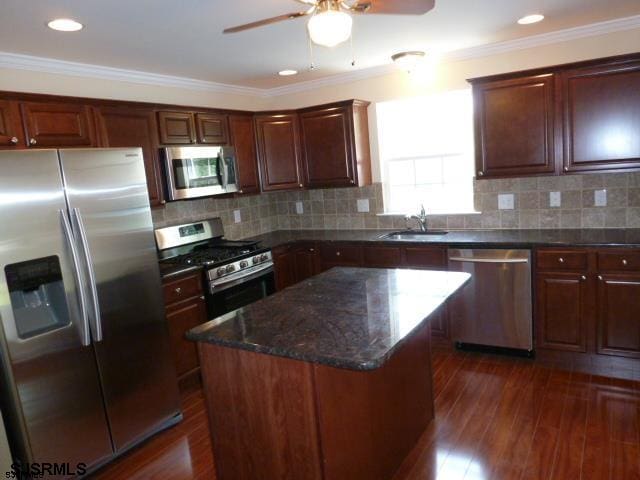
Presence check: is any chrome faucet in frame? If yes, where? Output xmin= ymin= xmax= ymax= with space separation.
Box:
xmin=406 ymin=205 xmax=428 ymax=232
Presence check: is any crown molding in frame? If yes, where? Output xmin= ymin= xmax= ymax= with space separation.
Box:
xmin=0 ymin=51 xmax=265 ymax=97
xmin=0 ymin=14 xmax=638 ymax=99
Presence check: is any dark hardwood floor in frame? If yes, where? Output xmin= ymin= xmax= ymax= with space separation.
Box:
xmin=95 ymin=347 xmax=640 ymax=480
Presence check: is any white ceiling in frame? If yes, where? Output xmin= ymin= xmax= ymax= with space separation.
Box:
xmin=1 ymin=0 xmax=639 ymax=89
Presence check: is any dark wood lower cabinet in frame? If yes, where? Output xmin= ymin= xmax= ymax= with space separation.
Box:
xmin=162 ymin=272 xmax=208 ymax=390
xmin=536 ymin=272 xmax=588 ymax=352
xmin=596 ymin=273 xmax=640 ymax=358
xmin=273 ymin=243 xmax=321 ymax=291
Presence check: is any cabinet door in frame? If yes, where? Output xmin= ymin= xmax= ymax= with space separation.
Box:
xmin=157 ymin=111 xmax=196 ymax=145
xmin=166 ymin=297 xmax=207 ymax=378
xmin=473 ymin=74 xmax=556 ymax=178
xmin=195 ymin=113 xmax=229 ymax=145
xmin=21 ymin=101 xmax=97 ymax=147
xmin=561 ymin=60 xmax=640 ymax=173
xmin=229 ymin=114 xmax=260 ymax=194
xmin=535 ymin=272 xmax=588 ymax=352
xmin=273 ymin=246 xmax=297 ymax=291
xmin=0 ymin=100 xmax=25 ymax=148
xmin=294 ymin=243 xmax=320 ymax=282
xmin=255 ymin=114 xmax=304 ymax=191
xmin=300 ymin=106 xmax=356 ymax=188
xmin=596 ymin=274 xmax=640 ymax=358
xmin=319 ymin=243 xmax=364 ymax=270
xmin=97 ymin=106 xmax=164 ymax=207
xmin=362 ymin=246 xmax=402 ymax=267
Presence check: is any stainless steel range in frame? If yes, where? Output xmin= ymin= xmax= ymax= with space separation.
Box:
xmin=156 ymin=219 xmax=275 ymax=318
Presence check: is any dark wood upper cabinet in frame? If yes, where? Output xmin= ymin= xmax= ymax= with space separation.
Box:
xmin=0 ymin=100 xmax=25 ymax=148
xmin=228 ymin=114 xmax=260 ymax=194
xmin=596 ymin=273 xmax=640 ymax=359
xmin=20 ymin=101 xmax=97 ymax=148
xmin=472 ymin=74 xmax=557 ymax=178
xmin=255 ymin=113 xmax=304 ymax=192
xmin=157 ymin=111 xmax=196 ymax=145
xmin=299 ymin=101 xmax=371 ymax=188
xmin=96 ymin=106 xmax=164 ymax=207
xmin=561 ymin=60 xmax=640 ymax=173
xmin=195 ymin=113 xmax=229 ymax=145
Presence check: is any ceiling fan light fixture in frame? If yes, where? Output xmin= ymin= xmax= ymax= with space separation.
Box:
xmin=278 ymin=69 xmax=298 ymax=76
xmin=392 ymin=51 xmax=426 ymax=73
xmin=307 ymin=3 xmax=353 ymax=48
xmin=47 ymin=18 xmax=84 ymax=32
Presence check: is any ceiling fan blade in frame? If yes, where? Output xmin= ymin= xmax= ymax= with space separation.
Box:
xmin=223 ymin=11 xmax=311 ymax=34
xmin=350 ymin=0 xmax=435 ymax=15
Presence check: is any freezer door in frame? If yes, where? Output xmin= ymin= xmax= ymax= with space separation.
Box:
xmin=59 ymin=149 xmax=180 ymax=451
xmin=0 ymin=151 xmax=113 ymax=467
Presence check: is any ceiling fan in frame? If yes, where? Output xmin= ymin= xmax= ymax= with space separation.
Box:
xmin=223 ymin=0 xmax=436 ymax=48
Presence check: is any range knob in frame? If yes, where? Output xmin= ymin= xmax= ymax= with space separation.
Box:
xmin=239 ymin=260 xmax=249 ymax=268
xmin=260 ymin=254 xmax=269 ymax=262
xmin=216 ymin=267 xmax=226 ymax=277
xmin=253 ymin=256 xmax=261 ymax=265
xmin=226 ymin=264 xmax=236 ymax=273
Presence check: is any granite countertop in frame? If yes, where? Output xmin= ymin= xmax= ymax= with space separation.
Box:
xmin=247 ymin=228 xmax=640 ymax=249
xmin=186 ymin=267 xmax=470 ymax=371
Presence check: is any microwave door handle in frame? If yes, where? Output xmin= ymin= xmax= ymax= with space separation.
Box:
xmin=72 ymin=208 xmax=103 ymax=343
xmin=60 ymin=209 xmax=91 ymax=347
xmin=220 ymin=155 xmax=229 ymax=190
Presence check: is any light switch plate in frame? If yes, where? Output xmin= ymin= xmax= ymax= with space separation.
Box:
xmin=595 ymin=189 xmax=607 ymax=207
xmin=549 ymin=191 xmax=561 ymax=208
xmin=498 ymin=194 xmax=515 ymax=210
xmin=233 ymin=209 xmax=241 ymax=223
xmin=357 ymin=199 xmax=370 ymax=213
xmin=295 ymin=201 xmax=304 ymax=214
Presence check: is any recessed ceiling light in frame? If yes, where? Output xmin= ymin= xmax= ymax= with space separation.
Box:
xmin=47 ymin=18 xmax=84 ymax=32
xmin=517 ymin=14 xmax=545 ymax=25
xmin=278 ymin=70 xmax=298 ymax=77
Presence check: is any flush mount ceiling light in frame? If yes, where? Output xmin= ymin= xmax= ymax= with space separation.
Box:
xmin=517 ymin=14 xmax=545 ymax=25
xmin=307 ymin=1 xmax=353 ymax=48
xmin=278 ymin=69 xmax=299 ymax=76
xmin=392 ymin=51 xmax=426 ymax=73
xmin=47 ymin=18 xmax=84 ymax=32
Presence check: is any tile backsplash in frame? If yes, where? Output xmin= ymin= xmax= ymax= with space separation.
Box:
xmin=152 ymin=171 xmax=640 ymax=237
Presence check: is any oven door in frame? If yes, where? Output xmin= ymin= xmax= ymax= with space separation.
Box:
xmin=206 ymin=264 xmax=275 ymax=318
xmin=164 ymin=146 xmax=238 ymax=200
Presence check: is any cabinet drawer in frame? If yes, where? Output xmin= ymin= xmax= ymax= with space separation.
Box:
xmin=404 ymin=247 xmax=447 ymax=268
xmin=163 ymin=273 xmax=203 ymax=305
xmin=597 ymin=251 xmax=640 ymax=272
xmin=363 ymin=246 xmax=402 ymax=267
xmin=320 ymin=244 xmax=363 ymax=267
xmin=536 ymin=250 xmax=588 ymax=271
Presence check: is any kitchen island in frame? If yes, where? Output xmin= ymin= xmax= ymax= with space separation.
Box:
xmin=187 ymin=267 xmax=470 ymax=480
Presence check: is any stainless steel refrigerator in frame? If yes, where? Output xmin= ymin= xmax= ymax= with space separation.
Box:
xmin=0 ymin=149 xmax=181 ymax=476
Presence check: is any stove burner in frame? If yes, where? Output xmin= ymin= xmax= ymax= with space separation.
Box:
xmin=165 ymin=240 xmax=263 ymax=267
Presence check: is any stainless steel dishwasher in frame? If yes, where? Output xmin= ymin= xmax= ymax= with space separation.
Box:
xmin=447 ymin=249 xmax=533 ymax=353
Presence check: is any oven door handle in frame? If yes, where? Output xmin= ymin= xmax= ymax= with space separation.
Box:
xmin=209 ymin=262 xmax=274 ymax=294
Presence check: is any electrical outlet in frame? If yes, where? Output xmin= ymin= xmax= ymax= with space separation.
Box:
xmin=595 ymin=189 xmax=607 ymax=207
xmin=549 ymin=191 xmax=561 ymax=208
xmin=357 ymin=199 xmax=370 ymax=213
xmin=498 ymin=194 xmax=515 ymax=210
xmin=295 ymin=201 xmax=304 ymax=214
xmin=233 ymin=210 xmax=241 ymax=223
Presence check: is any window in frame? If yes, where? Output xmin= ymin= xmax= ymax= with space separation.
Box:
xmin=376 ymin=89 xmax=476 ymax=214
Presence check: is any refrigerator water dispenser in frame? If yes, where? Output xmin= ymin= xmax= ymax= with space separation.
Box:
xmin=5 ymin=256 xmax=71 ymax=339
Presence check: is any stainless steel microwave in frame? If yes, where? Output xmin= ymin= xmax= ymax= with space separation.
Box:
xmin=163 ymin=146 xmax=239 ymax=201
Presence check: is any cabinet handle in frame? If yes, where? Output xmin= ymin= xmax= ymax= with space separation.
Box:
xmin=299 ymin=184 xmax=304 ymax=188
xmin=309 ymin=248 xmax=315 ymax=253
xmin=160 ymin=200 xmax=167 ymax=205
xmin=477 ymin=171 xmax=484 ymax=177
xmin=10 ymin=136 xmax=18 ymax=145
xmin=563 ymin=166 xmax=569 ymax=172
xmin=29 ymin=138 xmax=37 ymax=146
xmin=581 ymin=275 xmax=587 ymax=281
xmin=558 ymin=257 xmax=565 ymax=263
xmin=622 ymin=259 xmax=628 ymax=266
xmin=175 ymin=287 xmax=182 ymax=294
xmin=239 ymin=189 xmax=244 ymax=194
xmin=350 ymin=179 xmax=355 ymax=184
xmin=200 ymin=296 xmax=205 ymax=300
xmin=598 ymin=275 xmax=603 ymax=281
xmin=202 ymin=137 xmax=207 ymax=142
xmin=336 ymin=251 xmax=341 ymax=256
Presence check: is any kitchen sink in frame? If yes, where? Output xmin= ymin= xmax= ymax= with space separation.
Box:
xmin=379 ymin=230 xmax=449 ymax=240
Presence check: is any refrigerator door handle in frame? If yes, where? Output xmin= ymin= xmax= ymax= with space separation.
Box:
xmin=59 ymin=209 xmax=91 ymax=347
xmin=72 ymin=207 xmax=103 ymax=343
